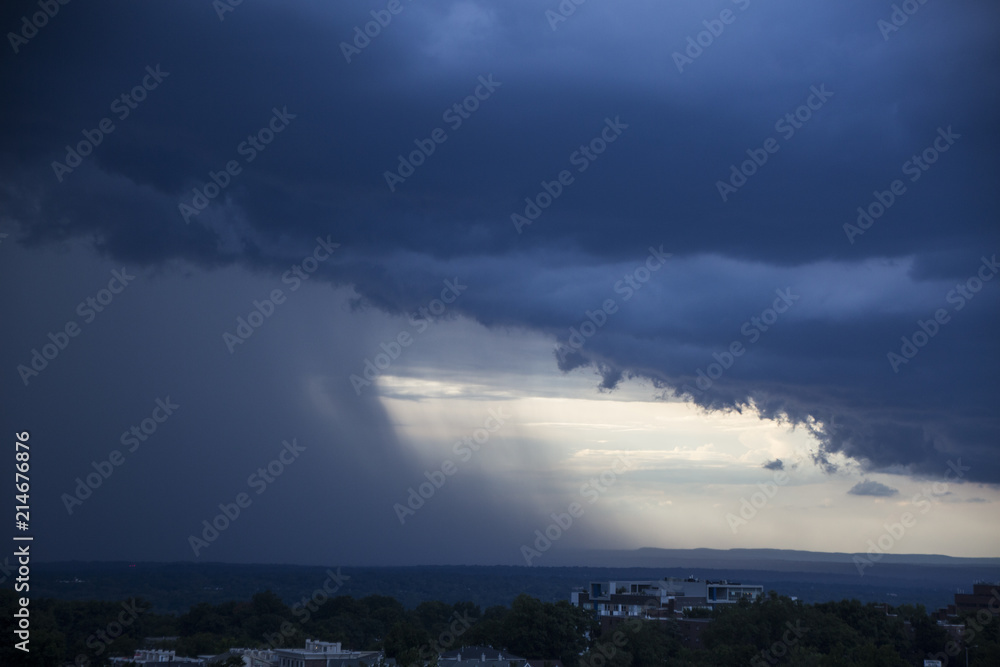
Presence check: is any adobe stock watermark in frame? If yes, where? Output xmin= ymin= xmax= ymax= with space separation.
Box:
xmin=62 ymin=396 xmax=180 ymax=515
xmin=71 ymin=599 xmax=148 ymax=667
xmin=554 ymin=246 xmax=671 ymax=363
xmin=878 ymin=0 xmax=934 ymax=41
xmin=886 ymin=254 xmax=996 ymax=373
xmin=179 ymin=106 xmax=296 ymax=223
xmin=750 ymin=620 xmax=808 ymax=666
xmin=853 ymin=459 xmax=970 ymax=576
xmin=350 ymin=278 xmax=467 ymax=394
xmin=0 ymin=557 xmax=14 ymax=585
xmin=213 ymin=0 xmax=246 ymax=21
xmin=672 ymin=0 xmax=752 ymax=73
xmin=843 ymin=126 xmax=960 ymax=244
xmin=383 ymin=75 xmax=502 ymax=192
xmin=260 ymin=568 xmax=350 ymax=649
xmin=51 ymin=65 xmax=170 ymax=182
xmin=404 ymin=611 xmax=475 ymax=667
xmin=511 ymin=116 xmax=628 ymax=233
xmin=340 ymin=0 xmax=415 ymax=63
xmin=544 ymin=0 xmax=590 ymax=31
xmin=725 ymin=466 xmax=790 ymax=534
xmin=716 ymin=85 xmax=833 ymax=202
xmin=16 ymin=268 xmax=136 ymax=387
xmin=682 ymin=288 xmax=799 ymax=396
xmin=7 ymin=0 xmax=72 ymax=54
xmin=393 ymin=408 xmax=510 ymax=524
xmin=222 ymin=236 xmax=340 ymax=353
xmin=521 ymin=455 xmax=630 ymax=565
xmin=188 ymin=438 xmax=305 ymax=556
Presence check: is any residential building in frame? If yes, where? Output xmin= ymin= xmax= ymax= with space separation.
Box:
xmin=208 ymin=647 xmax=278 ymax=666
xmin=675 ymin=618 xmax=712 ymax=649
xmin=570 ymin=576 xmax=763 ymax=620
xmin=111 ymin=649 xmax=204 ymax=665
xmin=523 ymin=659 xmax=563 ymax=667
xmin=954 ymin=582 xmax=1000 ymax=615
xmin=439 ymin=645 xmax=525 ymax=667
xmin=273 ymin=639 xmax=384 ymax=667
xmin=932 ymin=581 xmax=1000 ymax=622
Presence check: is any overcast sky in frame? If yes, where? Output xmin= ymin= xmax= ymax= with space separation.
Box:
xmin=1 ymin=0 xmax=998 ymax=566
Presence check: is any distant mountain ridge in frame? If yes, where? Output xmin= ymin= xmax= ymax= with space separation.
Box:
xmin=546 ymin=547 xmax=1000 ymax=569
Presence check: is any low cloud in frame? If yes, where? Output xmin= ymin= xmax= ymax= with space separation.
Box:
xmin=848 ymin=480 xmax=899 ymax=497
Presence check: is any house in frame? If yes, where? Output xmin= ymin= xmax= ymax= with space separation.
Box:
xmin=273 ymin=639 xmax=384 ymax=667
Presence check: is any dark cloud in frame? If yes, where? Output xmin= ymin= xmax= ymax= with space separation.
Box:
xmin=763 ymin=459 xmax=784 ymax=471
xmin=848 ymin=480 xmax=900 ymax=497
xmin=1 ymin=0 xmax=999 ymax=567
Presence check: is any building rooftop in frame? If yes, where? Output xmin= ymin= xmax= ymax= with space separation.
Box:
xmin=440 ymin=645 xmax=525 ymax=662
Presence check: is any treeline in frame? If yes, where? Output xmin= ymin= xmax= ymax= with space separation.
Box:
xmin=2 ymin=588 xmax=998 ymax=666
xmin=0 ymin=589 xmax=591 ymax=666
xmin=694 ymin=593 xmax=1000 ymax=666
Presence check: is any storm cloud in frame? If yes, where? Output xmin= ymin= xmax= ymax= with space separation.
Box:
xmin=1 ymin=0 xmax=998 ymax=563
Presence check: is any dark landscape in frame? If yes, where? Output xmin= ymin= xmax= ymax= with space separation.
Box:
xmin=25 ymin=550 xmax=1000 ymax=614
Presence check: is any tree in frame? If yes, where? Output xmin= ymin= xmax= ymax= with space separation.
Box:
xmin=501 ymin=595 xmax=592 ymax=666
xmin=382 ymin=620 xmax=430 ymax=659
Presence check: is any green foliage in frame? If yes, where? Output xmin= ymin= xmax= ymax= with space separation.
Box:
xmin=2 ymin=585 xmax=995 ymax=667
xmin=384 ymin=621 xmax=431 ymax=659
xmin=501 ymin=594 xmax=594 ymax=666
xmin=462 ymin=604 xmax=508 ymax=647
xmin=679 ymin=592 xmax=968 ymax=667
xmin=953 ymin=607 xmax=1000 ymax=667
